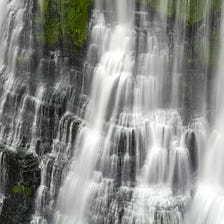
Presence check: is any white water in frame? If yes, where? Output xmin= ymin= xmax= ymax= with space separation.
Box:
xmin=52 ymin=1 xmax=205 ymax=224
xmin=0 ymin=0 xmax=25 ymax=118
xmin=187 ymin=2 xmax=224 ymax=224
xmin=171 ymin=0 xmax=190 ymax=108
xmin=0 ymin=0 xmax=31 ymax=148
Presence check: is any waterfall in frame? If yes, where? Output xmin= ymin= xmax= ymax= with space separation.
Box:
xmin=0 ymin=0 xmax=25 ymax=119
xmin=187 ymin=2 xmax=224 ymax=224
xmin=0 ymin=0 xmax=223 ymax=223
xmin=0 ymin=0 xmax=35 ymax=149
xmin=51 ymin=1 xmax=204 ymax=224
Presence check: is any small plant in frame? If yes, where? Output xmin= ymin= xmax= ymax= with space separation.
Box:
xmin=16 ymin=55 xmax=29 ymax=65
xmin=12 ymin=183 xmax=33 ymax=197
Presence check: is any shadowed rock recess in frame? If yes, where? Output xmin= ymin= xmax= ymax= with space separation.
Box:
xmin=0 ymin=0 xmax=223 ymax=224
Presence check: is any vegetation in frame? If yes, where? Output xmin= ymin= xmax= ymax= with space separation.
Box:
xmin=140 ymin=0 xmax=223 ymax=25
xmin=12 ymin=183 xmax=33 ymax=197
xmin=37 ymin=0 xmax=222 ymax=49
xmin=38 ymin=0 xmax=93 ymax=48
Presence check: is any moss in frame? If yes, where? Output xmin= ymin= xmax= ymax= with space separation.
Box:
xmin=60 ymin=0 xmax=93 ymax=46
xmin=16 ymin=55 xmax=29 ymax=65
xmin=12 ymin=183 xmax=33 ymax=197
xmin=211 ymin=0 xmax=223 ymax=13
xmin=38 ymin=0 xmax=222 ymax=49
xmin=139 ymin=0 xmax=222 ymax=25
xmin=38 ymin=0 xmax=93 ymax=48
xmin=188 ymin=0 xmax=207 ymax=25
xmin=208 ymin=30 xmax=220 ymax=67
xmin=38 ymin=0 xmax=45 ymax=17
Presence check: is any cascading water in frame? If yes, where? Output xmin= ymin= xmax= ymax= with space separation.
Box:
xmin=0 ymin=0 xmax=25 ymax=120
xmin=187 ymin=3 xmax=224 ymax=224
xmin=51 ymin=1 xmax=204 ymax=224
xmin=0 ymin=0 xmax=84 ymax=222
xmin=0 ymin=0 xmax=35 ymax=149
xmin=0 ymin=0 xmax=27 ymax=199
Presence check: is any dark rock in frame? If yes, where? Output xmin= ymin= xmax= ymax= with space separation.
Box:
xmin=0 ymin=145 xmax=41 ymax=224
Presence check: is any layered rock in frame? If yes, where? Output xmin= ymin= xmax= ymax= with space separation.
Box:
xmin=0 ymin=145 xmax=40 ymax=224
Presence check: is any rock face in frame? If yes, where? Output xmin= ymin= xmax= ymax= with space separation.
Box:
xmin=0 ymin=0 xmax=87 ymax=223
xmin=0 ymin=145 xmax=40 ymax=224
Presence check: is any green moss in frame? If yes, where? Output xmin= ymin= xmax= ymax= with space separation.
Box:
xmin=60 ymin=0 xmax=92 ymax=46
xmin=38 ymin=0 xmax=222 ymax=48
xmin=38 ymin=0 xmax=93 ymax=48
xmin=38 ymin=0 xmax=45 ymax=17
xmin=188 ymin=0 xmax=206 ymax=25
xmin=139 ymin=0 xmax=222 ymax=25
xmin=12 ymin=183 xmax=33 ymax=197
xmin=211 ymin=0 xmax=223 ymax=13
xmin=209 ymin=30 xmax=220 ymax=66
xmin=16 ymin=55 xmax=29 ymax=65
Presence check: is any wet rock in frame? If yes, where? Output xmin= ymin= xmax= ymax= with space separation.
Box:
xmin=0 ymin=145 xmax=41 ymax=224
xmin=185 ymin=130 xmax=199 ymax=173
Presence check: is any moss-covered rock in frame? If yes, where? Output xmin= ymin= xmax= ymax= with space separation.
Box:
xmin=38 ymin=0 xmax=93 ymax=48
xmin=0 ymin=145 xmax=41 ymax=224
xmin=138 ymin=0 xmax=222 ymax=25
xmin=12 ymin=183 xmax=33 ymax=198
